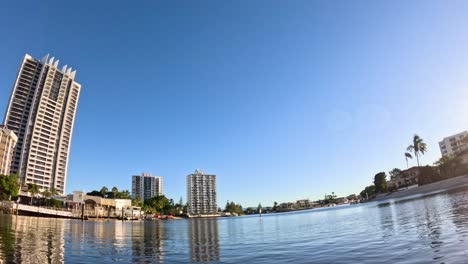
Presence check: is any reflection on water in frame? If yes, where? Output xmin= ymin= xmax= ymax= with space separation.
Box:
xmin=0 ymin=216 xmax=65 ymax=263
xmin=131 ymin=221 xmax=164 ymax=263
xmin=2 ymin=188 xmax=468 ymax=263
xmin=66 ymin=220 xmax=165 ymax=263
xmin=374 ymin=192 xmax=468 ymax=263
xmin=188 ymin=218 xmax=220 ymax=262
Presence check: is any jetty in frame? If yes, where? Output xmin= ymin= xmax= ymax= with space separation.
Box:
xmin=0 ymin=201 xmax=80 ymax=218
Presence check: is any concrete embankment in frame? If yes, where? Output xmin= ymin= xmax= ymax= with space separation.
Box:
xmin=373 ymin=175 xmax=468 ymax=202
xmin=0 ymin=201 xmax=80 ymax=219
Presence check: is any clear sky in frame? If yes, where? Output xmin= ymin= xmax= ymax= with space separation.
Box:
xmin=1 ymin=1 xmax=468 ymax=207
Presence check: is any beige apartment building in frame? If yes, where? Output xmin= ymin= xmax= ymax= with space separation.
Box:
xmin=3 ymin=54 xmax=81 ymax=195
xmin=439 ymin=131 xmax=468 ymax=157
xmin=0 ymin=125 xmax=18 ymax=175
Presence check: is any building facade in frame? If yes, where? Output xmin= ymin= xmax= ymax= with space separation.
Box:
xmin=296 ymin=199 xmax=312 ymax=208
xmin=186 ymin=170 xmax=217 ymax=215
xmin=0 ymin=125 xmax=18 ymax=175
xmin=132 ymin=173 xmax=163 ymax=201
xmin=387 ymin=166 xmax=420 ymax=190
xmin=439 ymin=131 xmax=468 ymax=157
xmin=65 ymin=191 xmax=136 ymax=218
xmin=2 ymin=54 xmax=81 ymax=195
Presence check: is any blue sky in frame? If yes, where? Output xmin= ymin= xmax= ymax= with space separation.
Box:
xmin=1 ymin=1 xmax=468 ymax=207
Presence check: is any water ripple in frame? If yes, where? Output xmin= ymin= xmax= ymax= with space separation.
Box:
xmin=2 ymin=189 xmax=468 ymax=263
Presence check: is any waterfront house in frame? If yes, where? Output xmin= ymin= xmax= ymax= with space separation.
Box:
xmin=279 ymin=202 xmax=296 ymax=211
xmin=346 ymin=194 xmax=359 ymax=203
xmin=296 ymin=199 xmax=312 ymax=208
xmin=387 ymin=166 xmax=420 ymax=190
xmin=335 ymin=197 xmax=349 ymax=205
xmin=65 ymin=191 xmax=137 ymax=218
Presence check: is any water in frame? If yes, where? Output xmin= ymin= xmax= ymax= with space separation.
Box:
xmin=1 ymin=189 xmax=468 ymax=263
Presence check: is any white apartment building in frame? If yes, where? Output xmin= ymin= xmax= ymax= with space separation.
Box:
xmin=0 ymin=125 xmax=18 ymax=175
xmin=186 ymin=170 xmax=217 ymax=215
xmin=132 ymin=173 xmax=163 ymax=201
xmin=3 ymin=54 xmax=81 ymax=194
xmin=439 ymin=131 xmax=468 ymax=157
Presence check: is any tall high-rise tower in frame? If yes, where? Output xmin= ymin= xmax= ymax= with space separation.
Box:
xmin=3 ymin=54 xmax=81 ymax=195
xmin=186 ymin=170 xmax=217 ymax=215
xmin=132 ymin=173 xmax=163 ymax=201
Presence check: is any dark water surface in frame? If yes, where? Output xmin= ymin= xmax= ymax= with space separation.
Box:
xmin=1 ymin=190 xmax=468 ymax=263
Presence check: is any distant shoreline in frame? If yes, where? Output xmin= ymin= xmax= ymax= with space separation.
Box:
xmin=372 ymin=174 xmax=468 ymax=202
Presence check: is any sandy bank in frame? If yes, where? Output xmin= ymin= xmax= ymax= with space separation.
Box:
xmin=373 ymin=175 xmax=468 ymax=202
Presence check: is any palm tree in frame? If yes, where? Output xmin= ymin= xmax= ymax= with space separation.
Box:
xmin=132 ymin=197 xmax=142 ymax=207
xmin=407 ymin=134 xmax=427 ymax=167
xmin=405 ymin=152 xmax=413 ymax=168
xmin=100 ymin=186 xmax=108 ymax=198
xmin=42 ymin=190 xmax=52 ymax=198
xmin=50 ymin=187 xmax=59 ymax=196
xmin=27 ymin=183 xmax=39 ymax=205
xmin=119 ymin=190 xmax=130 ymax=199
xmin=111 ymin=186 xmax=118 ymax=198
xmin=389 ymin=168 xmax=402 ymax=181
xmin=42 ymin=188 xmax=59 ymax=200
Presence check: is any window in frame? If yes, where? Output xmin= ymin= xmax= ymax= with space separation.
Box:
xmin=49 ymin=72 xmax=63 ymax=101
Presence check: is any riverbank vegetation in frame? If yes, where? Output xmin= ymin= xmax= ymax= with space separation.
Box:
xmin=360 ymin=134 xmax=468 ymax=200
xmin=0 ymin=174 xmax=19 ymax=200
xmin=224 ymin=201 xmax=243 ymax=215
xmin=0 ymin=176 xmax=64 ymax=208
xmin=142 ymin=195 xmax=184 ymax=215
xmin=86 ymin=186 xmax=131 ymax=199
xmin=86 ymin=186 xmax=185 ymax=215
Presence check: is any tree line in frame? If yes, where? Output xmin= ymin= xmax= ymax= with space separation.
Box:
xmin=0 ymin=174 xmax=19 ymax=201
xmin=223 ymin=201 xmax=243 ymax=215
xmin=86 ymin=186 xmax=185 ymax=216
xmin=86 ymin=186 xmax=131 ymax=199
xmin=0 ymin=174 xmax=62 ymax=207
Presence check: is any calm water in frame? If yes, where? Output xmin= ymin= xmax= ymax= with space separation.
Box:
xmin=1 ymin=190 xmax=468 ymax=263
